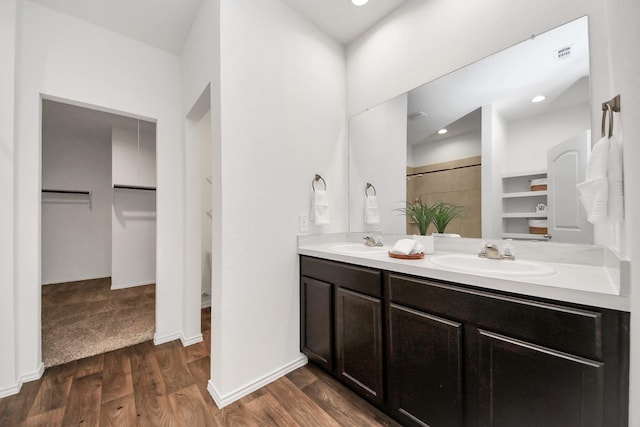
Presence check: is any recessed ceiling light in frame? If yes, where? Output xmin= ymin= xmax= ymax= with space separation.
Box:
xmin=438 ymin=129 xmax=448 ymax=135
xmin=531 ymin=95 xmax=546 ymax=103
xmin=352 ymin=0 xmax=368 ymax=5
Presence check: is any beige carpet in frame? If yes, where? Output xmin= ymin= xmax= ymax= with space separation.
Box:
xmin=42 ymin=278 xmax=155 ymax=367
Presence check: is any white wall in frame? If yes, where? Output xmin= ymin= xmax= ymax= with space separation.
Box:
xmin=347 ymin=0 xmax=639 ymax=422
xmin=11 ymin=0 xmax=185 ymax=390
xmin=0 ymin=0 xmax=17 ymax=397
xmin=198 ymin=0 xmax=347 ymax=405
xmin=605 ymin=0 xmax=640 ymax=424
xmin=111 ymin=127 xmax=157 ymax=289
xmin=349 ymin=94 xmax=407 ymax=234
xmin=197 ymin=111 xmax=213 ymax=298
xmin=481 ymin=105 xmax=507 ymax=240
xmin=41 ymin=123 xmax=111 ymax=284
xmin=504 ymin=103 xmax=591 ymax=174
xmin=409 ymin=129 xmax=481 ymax=168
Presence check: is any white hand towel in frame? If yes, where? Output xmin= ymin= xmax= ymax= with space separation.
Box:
xmin=390 ymin=239 xmax=424 ymax=255
xmin=313 ymin=190 xmax=330 ymax=225
xmin=364 ymin=195 xmax=380 ymax=225
xmin=577 ymin=136 xmax=609 ymax=224
xmin=607 ymin=135 xmax=624 ymax=222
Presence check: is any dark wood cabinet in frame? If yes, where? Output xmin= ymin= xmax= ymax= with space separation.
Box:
xmin=335 ymin=287 xmax=384 ymax=405
xmin=300 ymin=256 xmax=629 ymax=426
xmin=473 ymin=328 xmax=604 ymax=427
xmin=300 ymin=276 xmax=333 ymax=371
xmin=388 ymin=303 xmax=463 ymax=427
xmin=300 ymin=256 xmax=384 ymax=405
xmin=387 ymin=272 xmax=629 ymax=427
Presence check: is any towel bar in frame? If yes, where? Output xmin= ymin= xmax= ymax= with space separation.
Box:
xmin=312 ymin=174 xmax=326 ymax=192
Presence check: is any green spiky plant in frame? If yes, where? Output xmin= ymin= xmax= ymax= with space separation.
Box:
xmin=431 ymin=202 xmax=464 ymax=234
xmin=395 ymin=199 xmax=438 ymax=235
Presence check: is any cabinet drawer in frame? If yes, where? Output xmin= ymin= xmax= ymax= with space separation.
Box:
xmin=388 ymin=273 xmax=603 ymax=360
xmin=301 ymin=256 xmax=381 ymax=297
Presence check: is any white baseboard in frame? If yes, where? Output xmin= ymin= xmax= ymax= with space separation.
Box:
xmin=180 ymin=333 xmax=203 ymax=347
xmin=0 ymin=363 xmax=44 ymax=398
xmin=154 ymin=331 xmax=182 ymax=345
xmin=207 ymin=355 xmax=308 ymax=408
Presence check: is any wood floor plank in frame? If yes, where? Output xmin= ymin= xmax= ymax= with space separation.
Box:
xmin=100 ymin=393 xmax=138 ymax=427
xmin=243 ymin=392 xmax=300 ymax=427
xmin=305 ymin=364 xmax=400 ymax=427
xmin=169 ymin=384 xmax=218 ymax=427
xmin=0 ymin=378 xmax=41 ymax=425
xmin=155 ymin=340 xmax=196 ymax=394
xmin=286 ymin=365 xmax=319 ymax=390
xmin=74 ymin=352 xmax=105 ymax=378
xmin=101 ymin=347 xmax=134 ymax=404
xmin=265 ymin=376 xmax=342 ymax=427
xmin=60 ymin=372 xmax=103 ymax=426
xmin=27 ymin=362 xmax=76 ymax=417
xmin=22 ymin=407 xmax=65 ymax=427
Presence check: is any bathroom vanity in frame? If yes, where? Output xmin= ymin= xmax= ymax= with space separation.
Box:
xmin=299 ymin=235 xmax=629 ymax=427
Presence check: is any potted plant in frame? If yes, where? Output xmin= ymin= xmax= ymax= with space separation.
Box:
xmin=431 ymin=202 xmax=464 ymax=235
xmin=396 ymin=199 xmax=438 ymax=235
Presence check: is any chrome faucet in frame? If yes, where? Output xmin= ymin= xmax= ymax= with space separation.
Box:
xmin=363 ymin=234 xmax=384 ymax=247
xmin=478 ymin=242 xmax=515 ymax=260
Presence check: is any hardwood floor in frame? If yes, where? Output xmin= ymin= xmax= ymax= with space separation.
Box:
xmin=0 ymin=309 xmax=400 ymax=426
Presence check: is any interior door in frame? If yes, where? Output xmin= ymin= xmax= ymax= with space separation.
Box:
xmin=547 ymin=130 xmax=592 ymax=243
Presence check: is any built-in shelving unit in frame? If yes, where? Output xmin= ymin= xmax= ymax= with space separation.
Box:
xmin=42 ymin=188 xmax=93 ymax=209
xmin=501 ymin=170 xmax=548 ymax=240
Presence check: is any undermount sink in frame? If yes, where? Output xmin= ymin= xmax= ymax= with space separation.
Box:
xmin=429 ymin=253 xmax=556 ymax=277
xmin=329 ymin=243 xmax=389 ymax=255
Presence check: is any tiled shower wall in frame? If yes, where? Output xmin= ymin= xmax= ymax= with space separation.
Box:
xmin=406 ymin=156 xmax=481 ymax=237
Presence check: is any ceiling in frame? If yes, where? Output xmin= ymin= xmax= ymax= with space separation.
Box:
xmin=280 ymin=0 xmax=408 ymax=45
xmin=29 ymin=0 xmax=407 ymax=54
xmin=29 ymin=0 xmax=206 ymax=55
xmin=407 ymin=17 xmax=590 ymax=146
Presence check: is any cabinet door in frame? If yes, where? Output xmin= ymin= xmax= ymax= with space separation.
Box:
xmin=335 ymin=287 xmax=383 ymax=405
xmin=388 ymin=303 xmax=463 ymax=427
xmin=301 ymin=276 xmax=333 ymax=372
xmin=473 ymin=328 xmax=604 ymax=427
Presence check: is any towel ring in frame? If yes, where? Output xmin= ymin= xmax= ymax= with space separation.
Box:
xmin=601 ymin=95 xmax=621 ymax=138
xmin=365 ymin=182 xmax=376 ymax=197
xmin=312 ymin=174 xmax=326 ymax=192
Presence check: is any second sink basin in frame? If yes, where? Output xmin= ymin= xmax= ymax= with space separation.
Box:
xmin=429 ymin=253 xmax=556 ymax=277
xmin=329 ymin=243 xmax=389 ymax=255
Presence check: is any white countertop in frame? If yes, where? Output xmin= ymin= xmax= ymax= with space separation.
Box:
xmin=298 ymin=234 xmax=630 ymax=312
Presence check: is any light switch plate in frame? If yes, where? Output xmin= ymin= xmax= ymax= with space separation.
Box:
xmin=299 ymin=214 xmax=309 ymax=233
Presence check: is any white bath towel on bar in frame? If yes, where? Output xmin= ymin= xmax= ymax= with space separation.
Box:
xmin=577 ymin=136 xmax=609 ymax=224
xmin=364 ymin=195 xmax=380 ymax=225
xmin=313 ymin=190 xmax=330 ymax=225
xmin=608 ymin=134 xmax=624 ymax=222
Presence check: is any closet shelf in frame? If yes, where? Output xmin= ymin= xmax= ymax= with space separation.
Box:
xmin=502 ymin=212 xmax=548 ymax=219
xmin=502 ymin=190 xmax=547 ymax=199
xmin=113 ymin=184 xmax=156 ymax=191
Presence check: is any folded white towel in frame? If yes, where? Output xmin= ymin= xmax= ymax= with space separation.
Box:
xmin=577 ymin=136 xmax=609 ymax=224
xmin=390 ymin=239 xmax=424 ymax=255
xmin=608 ymin=135 xmax=624 ymax=222
xmin=364 ymin=195 xmax=380 ymax=225
xmin=313 ymin=190 xmax=330 ymax=225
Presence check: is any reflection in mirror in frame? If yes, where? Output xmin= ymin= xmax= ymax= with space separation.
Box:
xmin=348 ymin=16 xmax=592 ymax=243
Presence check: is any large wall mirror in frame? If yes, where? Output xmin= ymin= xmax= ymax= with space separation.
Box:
xmin=349 ymin=16 xmax=593 ymax=244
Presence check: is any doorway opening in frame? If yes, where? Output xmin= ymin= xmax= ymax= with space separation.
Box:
xmin=41 ymin=99 xmax=157 ymax=367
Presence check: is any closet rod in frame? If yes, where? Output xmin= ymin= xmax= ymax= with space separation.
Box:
xmin=42 ymin=189 xmax=91 ymax=195
xmin=113 ymin=184 xmax=156 ymax=191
